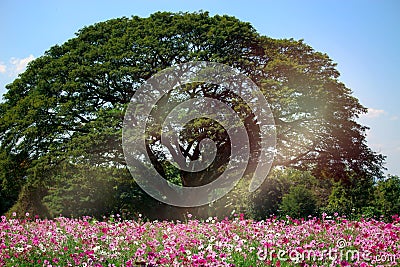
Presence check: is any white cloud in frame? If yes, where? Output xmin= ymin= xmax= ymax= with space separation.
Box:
xmin=9 ymin=54 xmax=35 ymax=75
xmin=362 ymin=108 xmax=386 ymax=119
xmin=0 ymin=63 xmax=6 ymax=73
xmin=390 ymin=115 xmax=398 ymax=121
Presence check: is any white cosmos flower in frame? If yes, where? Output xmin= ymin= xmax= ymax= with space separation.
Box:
xmin=39 ymin=244 xmax=46 ymax=253
xmin=99 ymin=250 xmax=108 ymax=256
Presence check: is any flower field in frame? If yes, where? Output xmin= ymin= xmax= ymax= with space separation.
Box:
xmin=0 ymin=214 xmax=399 ymax=266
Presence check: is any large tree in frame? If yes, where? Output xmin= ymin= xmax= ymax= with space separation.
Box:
xmin=0 ymin=11 xmax=384 ymax=216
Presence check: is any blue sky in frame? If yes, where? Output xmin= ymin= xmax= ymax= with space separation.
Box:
xmin=0 ymin=0 xmax=399 ymax=175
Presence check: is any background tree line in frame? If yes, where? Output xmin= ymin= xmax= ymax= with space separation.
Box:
xmin=0 ymin=11 xmax=394 ymax=220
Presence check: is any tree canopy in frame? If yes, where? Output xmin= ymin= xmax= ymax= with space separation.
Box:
xmin=0 ymin=11 xmax=385 ymax=217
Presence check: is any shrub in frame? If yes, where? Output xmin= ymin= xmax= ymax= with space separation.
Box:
xmin=280 ymin=185 xmax=317 ymax=218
